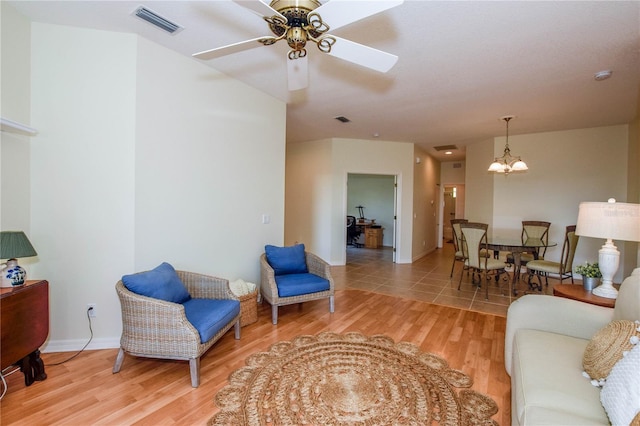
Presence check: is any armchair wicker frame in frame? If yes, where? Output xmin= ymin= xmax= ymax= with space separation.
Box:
xmin=113 ymin=270 xmax=241 ymax=388
xmin=260 ymin=251 xmax=335 ymax=325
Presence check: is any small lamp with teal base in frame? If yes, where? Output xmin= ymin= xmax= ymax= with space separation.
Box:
xmin=1 ymin=231 xmax=38 ymax=287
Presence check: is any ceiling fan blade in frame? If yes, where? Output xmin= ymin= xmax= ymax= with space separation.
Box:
xmin=313 ymin=0 xmax=404 ymax=32
xmin=193 ymin=37 xmax=275 ymax=60
xmin=231 ymin=0 xmax=286 ymax=21
xmin=287 ymin=55 xmax=308 ymax=91
xmin=326 ymin=36 xmax=398 ymax=73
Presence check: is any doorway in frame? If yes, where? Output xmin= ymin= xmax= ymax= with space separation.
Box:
xmin=346 ymin=173 xmax=397 ymax=262
xmin=438 ymin=184 xmax=465 ymax=248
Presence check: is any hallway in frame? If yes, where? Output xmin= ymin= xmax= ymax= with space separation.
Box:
xmin=331 ymin=242 xmax=558 ymax=317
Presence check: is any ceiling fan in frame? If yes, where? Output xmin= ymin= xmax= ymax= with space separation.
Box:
xmin=193 ymin=0 xmax=404 ymax=91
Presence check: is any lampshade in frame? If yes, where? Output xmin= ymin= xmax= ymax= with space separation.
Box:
xmin=575 ymin=200 xmax=640 ymax=243
xmin=575 ymin=199 xmax=640 ymax=299
xmin=1 ymin=231 xmax=38 ymax=259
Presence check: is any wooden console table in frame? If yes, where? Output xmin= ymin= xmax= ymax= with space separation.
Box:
xmin=1 ymin=280 xmax=49 ymax=386
xmin=553 ymin=283 xmax=617 ymax=308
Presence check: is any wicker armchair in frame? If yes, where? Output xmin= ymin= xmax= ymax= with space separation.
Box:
xmin=113 ymin=270 xmax=241 ymax=388
xmin=260 ymin=250 xmax=335 ymax=325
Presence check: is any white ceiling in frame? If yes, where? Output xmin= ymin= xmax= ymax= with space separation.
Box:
xmin=9 ymin=0 xmax=640 ymax=162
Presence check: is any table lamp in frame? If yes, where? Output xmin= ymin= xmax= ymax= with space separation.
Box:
xmin=1 ymin=231 xmax=38 ymax=287
xmin=575 ymin=199 xmax=640 ymax=299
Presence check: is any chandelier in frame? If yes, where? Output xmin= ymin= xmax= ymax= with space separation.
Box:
xmin=488 ymin=116 xmax=528 ymax=174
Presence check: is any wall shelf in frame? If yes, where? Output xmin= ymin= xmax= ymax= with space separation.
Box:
xmin=1 ymin=117 xmax=38 ymax=136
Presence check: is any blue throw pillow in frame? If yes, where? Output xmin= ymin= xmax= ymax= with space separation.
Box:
xmin=122 ymin=262 xmax=191 ymax=304
xmin=265 ymin=244 xmax=308 ymax=276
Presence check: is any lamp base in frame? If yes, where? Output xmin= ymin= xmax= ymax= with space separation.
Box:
xmin=592 ymin=283 xmax=618 ymax=299
xmin=1 ymin=259 xmax=27 ymax=287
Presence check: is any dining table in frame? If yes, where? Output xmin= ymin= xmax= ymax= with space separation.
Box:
xmin=486 ymin=238 xmax=557 ymax=295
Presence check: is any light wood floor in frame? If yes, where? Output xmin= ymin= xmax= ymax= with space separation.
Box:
xmin=1 ymin=242 xmax=567 ymax=425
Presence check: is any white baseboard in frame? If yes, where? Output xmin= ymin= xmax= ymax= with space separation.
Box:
xmin=42 ymin=337 xmax=120 ymax=353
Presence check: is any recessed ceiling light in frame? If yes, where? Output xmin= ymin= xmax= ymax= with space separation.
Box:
xmin=594 ymin=70 xmax=612 ymax=81
xmin=445 ymin=151 xmax=453 ymax=155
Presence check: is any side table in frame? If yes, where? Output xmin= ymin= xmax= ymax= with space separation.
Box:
xmin=553 ymin=283 xmax=617 ymax=308
xmin=1 ymin=280 xmax=50 ymax=385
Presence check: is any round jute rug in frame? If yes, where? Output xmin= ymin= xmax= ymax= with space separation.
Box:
xmin=209 ymin=332 xmax=498 ymax=425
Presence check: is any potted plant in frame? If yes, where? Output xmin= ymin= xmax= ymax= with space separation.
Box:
xmin=575 ymin=262 xmax=601 ymax=291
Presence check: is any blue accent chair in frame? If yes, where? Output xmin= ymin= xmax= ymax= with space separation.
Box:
xmin=261 ymin=244 xmax=335 ymax=325
xmin=113 ymin=265 xmax=240 ymax=387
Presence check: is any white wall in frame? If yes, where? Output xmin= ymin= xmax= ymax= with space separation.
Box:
xmin=19 ymin=21 xmax=285 ymax=351
xmin=466 ymin=125 xmax=635 ymax=281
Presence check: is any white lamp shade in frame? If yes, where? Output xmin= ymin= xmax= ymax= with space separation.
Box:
xmin=576 ymin=200 xmax=640 ymax=242
xmin=511 ymin=160 xmax=528 ymax=171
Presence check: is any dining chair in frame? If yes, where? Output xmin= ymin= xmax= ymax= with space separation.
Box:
xmin=525 ymin=225 xmax=579 ymax=292
xmin=449 ymin=218 xmax=469 ymax=277
xmin=506 ymin=221 xmax=551 ymax=278
xmin=458 ymin=222 xmax=508 ymax=300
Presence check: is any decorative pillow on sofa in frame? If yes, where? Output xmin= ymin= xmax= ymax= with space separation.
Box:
xmin=122 ymin=262 xmax=191 ymax=304
xmin=265 ymin=244 xmax=308 ymax=276
xmin=582 ymin=320 xmax=640 ymax=382
xmin=600 ymin=342 xmax=640 ymax=425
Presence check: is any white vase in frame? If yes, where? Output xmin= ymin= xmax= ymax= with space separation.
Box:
xmin=1 ymin=259 xmax=27 ymax=287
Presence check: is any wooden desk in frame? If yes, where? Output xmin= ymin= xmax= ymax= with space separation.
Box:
xmin=553 ymin=283 xmax=617 ymax=308
xmin=1 ymin=280 xmax=49 ymax=385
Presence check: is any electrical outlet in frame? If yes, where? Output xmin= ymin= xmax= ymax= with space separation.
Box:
xmin=87 ymin=303 xmax=97 ymax=318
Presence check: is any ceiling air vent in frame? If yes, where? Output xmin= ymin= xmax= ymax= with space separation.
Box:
xmin=133 ymin=6 xmax=183 ymax=35
xmin=334 ymin=116 xmax=351 ymax=123
xmin=433 ymin=145 xmax=458 ymax=151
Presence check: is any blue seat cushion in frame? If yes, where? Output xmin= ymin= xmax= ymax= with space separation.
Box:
xmin=265 ymin=244 xmax=308 ymax=276
xmin=182 ymin=299 xmax=240 ymax=343
xmin=275 ymin=273 xmax=330 ymax=297
xmin=122 ymin=262 xmax=191 ymax=304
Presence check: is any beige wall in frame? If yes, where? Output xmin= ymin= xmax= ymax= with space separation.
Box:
xmin=1 ymin=3 xmax=32 ymax=234
xmin=466 ymin=124 xmax=637 ymax=282
xmin=2 ymin=8 xmax=286 ymax=351
xmin=413 ymin=146 xmax=441 ymax=260
xmin=285 ymin=138 xmax=419 ymax=264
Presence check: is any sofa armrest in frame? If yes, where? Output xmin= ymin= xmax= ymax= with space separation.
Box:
xmin=504 ymin=294 xmax=614 ymax=376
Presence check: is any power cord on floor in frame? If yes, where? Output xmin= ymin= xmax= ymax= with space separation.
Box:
xmin=47 ymin=306 xmax=94 ymax=366
xmin=0 ymin=306 xmax=94 ymax=400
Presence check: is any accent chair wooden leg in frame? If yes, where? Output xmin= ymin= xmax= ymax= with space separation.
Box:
xmin=189 ymin=357 xmax=200 ymax=388
xmin=329 ymin=296 xmax=335 ymax=313
xmin=272 ymin=305 xmax=278 ymax=325
xmin=234 ymin=320 xmax=241 ymax=339
xmin=112 ymin=348 xmax=125 ymax=373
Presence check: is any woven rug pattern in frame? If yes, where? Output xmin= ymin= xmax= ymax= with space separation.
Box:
xmin=209 ymin=332 xmax=498 ymax=425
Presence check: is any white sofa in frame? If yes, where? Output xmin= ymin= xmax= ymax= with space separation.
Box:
xmin=505 ymin=268 xmax=640 ymax=425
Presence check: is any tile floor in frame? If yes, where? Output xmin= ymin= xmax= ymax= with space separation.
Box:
xmin=331 ymin=241 xmax=562 ymax=317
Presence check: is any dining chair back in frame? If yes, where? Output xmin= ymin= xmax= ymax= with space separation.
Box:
xmin=449 ymin=218 xmax=469 ymax=277
xmin=526 ymin=225 xmax=579 ymax=291
xmin=522 ymin=221 xmax=551 ymax=258
xmin=458 ymin=222 xmax=508 ymax=299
